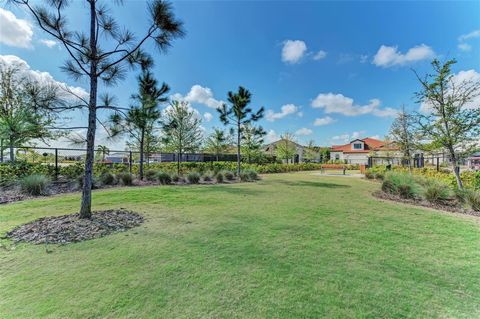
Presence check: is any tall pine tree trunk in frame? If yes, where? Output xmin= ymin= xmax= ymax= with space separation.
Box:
xmin=236 ymin=122 xmax=241 ymax=177
xmin=139 ymin=130 xmax=145 ymax=180
xmin=79 ymin=1 xmax=97 ymax=219
xmin=9 ymin=136 xmax=14 ymax=163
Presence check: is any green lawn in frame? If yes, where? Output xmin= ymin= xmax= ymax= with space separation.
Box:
xmin=1 ymin=172 xmax=479 ymax=318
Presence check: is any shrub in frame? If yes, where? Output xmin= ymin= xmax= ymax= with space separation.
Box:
xmin=77 ymin=175 xmax=99 ymax=189
xmin=464 ymin=189 xmax=480 ymax=211
xmin=365 ymin=170 xmax=375 ymax=179
xmin=157 ymin=171 xmax=171 ymax=185
xmin=224 ymin=170 xmax=235 ymax=181
xmin=215 ymin=171 xmax=224 ymax=183
xmin=171 ymin=173 xmax=182 ymax=183
xmin=99 ymin=172 xmax=115 ymax=185
xmin=145 ymin=169 xmax=157 ymax=182
xmin=20 ymin=174 xmax=50 ymax=195
xmin=423 ymin=181 xmax=451 ymax=204
xmin=240 ymin=169 xmax=258 ymax=182
xmin=382 ymin=172 xmax=420 ymax=199
xmin=187 ymin=172 xmax=201 ymax=184
xmin=202 ymin=172 xmax=213 ymax=182
xmin=118 ymin=172 xmax=133 ymax=186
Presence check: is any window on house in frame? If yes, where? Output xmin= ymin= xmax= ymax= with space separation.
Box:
xmin=353 ymin=143 xmax=363 ymax=150
xmin=335 ymin=154 xmax=340 ymax=160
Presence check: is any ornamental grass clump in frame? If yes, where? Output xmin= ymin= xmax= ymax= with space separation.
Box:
xmin=382 ymin=172 xmax=420 ymax=199
xmin=223 ymin=170 xmax=235 ymax=181
xmin=202 ymin=172 xmax=213 ymax=182
xmin=20 ymin=174 xmax=50 ymax=196
xmin=145 ymin=169 xmax=158 ymax=182
xmin=423 ymin=180 xmax=451 ymax=204
xmin=157 ymin=171 xmax=172 ymax=185
xmin=99 ymin=172 xmax=115 ymax=185
xmin=464 ymin=189 xmax=480 ymax=211
xmin=215 ymin=171 xmax=224 ymax=183
xmin=187 ymin=172 xmax=201 ymax=184
xmin=118 ymin=172 xmax=133 ymax=186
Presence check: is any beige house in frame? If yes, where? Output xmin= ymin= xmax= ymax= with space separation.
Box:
xmin=330 ymin=137 xmax=401 ymax=165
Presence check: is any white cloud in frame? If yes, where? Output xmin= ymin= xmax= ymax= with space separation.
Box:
xmin=458 ymin=43 xmax=472 ymax=52
xmin=297 ymin=111 xmax=304 ymax=117
xmin=372 ymin=44 xmax=435 ymax=68
xmin=295 ymin=128 xmax=313 ymax=136
xmin=0 ymin=8 xmax=33 ymax=48
xmin=203 ymin=112 xmax=213 ymax=122
xmin=459 ymin=29 xmax=480 ymax=42
xmin=331 ymin=131 xmax=366 ymax=143
xmin=282 ymin=40 xmax=307 ymax=64
xmin=265 ymin=130 xmax=280 ymax=143
xmin=39 ymin=39 xmax=58 ymax=48
xmin=313 ymin=116 xmax=336 ymax=126
xmin=458 ymin=29 xmax=480 ymax=52
xmin=311 ymin=92 xmax=397 ymax=117
xmin=266 ymin=104 xmax=298 ymax=121
xmin=313 ymin=50 xmax=327 ymax=60
xmin=420 ymin=69 xmax=480 ymax=112
xmin=173 ymin=85 xmax=224 ymax=109
xmin=360 ymin=55 xmax=369 ymax=63
xmin=0 ymin=55 xmax=88 ymax=100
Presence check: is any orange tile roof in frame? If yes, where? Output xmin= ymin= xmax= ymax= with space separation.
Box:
xmin=330 ymin=137 xmax=398 ymax=153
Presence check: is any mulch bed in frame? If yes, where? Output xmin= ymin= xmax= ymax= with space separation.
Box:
xmin=4 ymin=209 xmax=144 ymax=244
xmin=372 ymin=190 xmax=480 ymax=218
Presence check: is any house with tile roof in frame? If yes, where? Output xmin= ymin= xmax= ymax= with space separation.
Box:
xmin=330 ymin=137 xmax=400 ymax=165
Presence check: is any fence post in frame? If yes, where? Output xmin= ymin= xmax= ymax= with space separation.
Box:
xmin=55 ymin=148 xmax=59 ymax=180
xmin=0 ymin=139 xmax=3 ymax=163
xmin=436 ymin=157 xmax=439 ymax=171
xmin=129 ymin=151 xmax=133 ymax=174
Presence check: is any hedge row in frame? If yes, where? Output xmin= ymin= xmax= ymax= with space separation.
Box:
xmin=0 ymin=161 xmax=360 ymax=185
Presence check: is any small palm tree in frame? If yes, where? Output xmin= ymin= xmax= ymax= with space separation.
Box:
xmin=96 ymin=145 xmax=110 ymax=162
xmin=205 ymin=128 xmax=231 ymax=161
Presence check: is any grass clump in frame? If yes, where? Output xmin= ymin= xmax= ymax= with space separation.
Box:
xmin=202 ymin=172 xmax=213 ymax=182
xmin=157 ymin=171 xmax=172 ymax=185
xmin=171 ymin=173 xmax=182 ymax=183
xmin=423 ymin=180 xmax=451 ymax=204
xmin=382 ymin=172 xmax=420 ymax=199
xmin=118 ymin=172 xmax=133 ymax=186
xmin=215 ymin=171 xmax=224 ymax=183
xmin=187 ymin=172 xmax=201 ymax=184
xmin=145 ymin=169 xmax=157 ymax=182
xmin=223 ymin=170 xmax=235 ymax=181
xmin=240 ymin=169 xmax=258 ymax=182
xmin=99 ymin=172 xmax=115 ymax=185
xmin=20 ymin=174 xmax=50 ymax=195
xmin=464 ymin=189 xmax=480 ymax=211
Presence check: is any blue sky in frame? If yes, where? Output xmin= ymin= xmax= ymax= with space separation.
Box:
xmin=0 ymin=1 xmax=479 ymax=149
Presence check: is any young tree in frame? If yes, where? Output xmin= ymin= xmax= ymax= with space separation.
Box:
xmin=241 ymin=123 xmax=266 ymax=163
xmin=276 ymin=132 xmax=297 ymax=163
xmin=218 ymin=86 xmax=264 ymax=176
xmin=414 ymin=59 xmax=480 ymax=188
xmin=0 ymin=65 xmax=63 ymax=162
xmin=205 ymin=128 xmax=231 ymax=161
xmin=162 ymin=100 xmax=203 ymax=174
xmin=389 ymin=105 xmax=416 ymax=170
xmin=109 ymin=69 xmax=169 ymax=179
xmin=12 ymin=0 xmax=184 ymax=218
xmin=303 ymin=140 xmax=319 ymax=162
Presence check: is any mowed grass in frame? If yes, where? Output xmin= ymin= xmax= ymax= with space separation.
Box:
xmin=1 ymin=172 xmax=479 ymax=318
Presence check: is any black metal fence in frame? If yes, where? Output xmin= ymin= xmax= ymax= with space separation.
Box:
xmin=0 ymin=145 xmax=238 ymax=174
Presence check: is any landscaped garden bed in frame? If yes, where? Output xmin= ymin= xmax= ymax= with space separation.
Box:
xmin=0 ymin=168 xmax=259 ymax=205
xmin=4 ymin=209 xmax=144 ymax=244
xmin=367 ymin=169 xmax=480 ymax=217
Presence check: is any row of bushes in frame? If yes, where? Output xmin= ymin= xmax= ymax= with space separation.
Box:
xmin=1 ymin=161 xmax=359 ymax=185
xmin=380 ymin=171 xmax=479 ymax=211
xmin=366 ymin=166 xmax=480 ymax=190
xmin=15 ymin=168 xmax=260 ymax=197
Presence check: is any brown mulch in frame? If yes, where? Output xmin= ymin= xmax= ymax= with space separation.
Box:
xmin=4 ymin=209 xmax=144 ymax=244
xmin=372 ymin=190 xmax=480 ymax=218
xmin=0 ymin=180 xmax=77 ymax=205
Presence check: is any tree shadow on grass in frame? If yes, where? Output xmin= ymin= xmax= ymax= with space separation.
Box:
xmin=199 ymin=184 xmax=265 ymax=196
xmin=272 ymin=180 xmax=351 ymax=189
